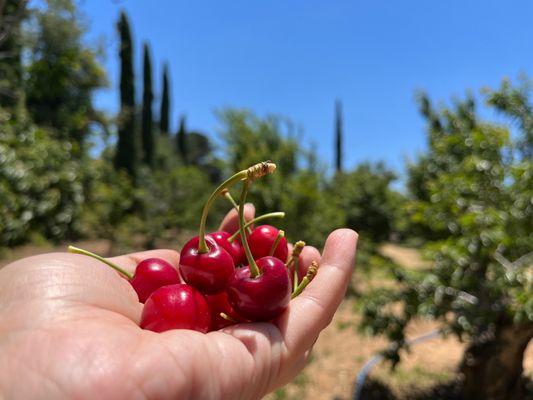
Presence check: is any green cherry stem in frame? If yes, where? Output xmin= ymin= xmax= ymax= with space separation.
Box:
xmin=198 ymin=161 xmax=276 ymax=253
xmin=239 ymin=179 xmax=260 ymax=278
xmin=228 ymin=212 xmax=286 ymax=242
xmin=291 ymin=261 xmax=319 ymax=299
xmin=269 ymin=230 xmax=285 ymax=256
xmin=221 ymin=188 xmax=252 ymax=235
xmin=221 ymin=189 xmax=239 ymax=211
xmin=293 ymin=255 xmax=300 ymax=292
xmin=68 ymin=245 xmax=133 ymax=280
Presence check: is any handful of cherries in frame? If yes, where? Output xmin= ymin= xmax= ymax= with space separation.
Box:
xmin=69 ymin=161 xmax=318 ymax=333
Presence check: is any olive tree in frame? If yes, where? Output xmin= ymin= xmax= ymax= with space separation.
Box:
xmin=361 ymin=79 xmax=532 ymax=400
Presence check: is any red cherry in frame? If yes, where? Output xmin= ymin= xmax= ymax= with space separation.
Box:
xmin=140 ymin=284 xmax=210 ymax=333
xmin=205 ymin=292 xmax=244 ymax=330
xmin=130 ymin=258 xmax=181 ymax=303
xmin=180 ymin=235 xmax=235 ymax=294
xmin=227 ymin=256 xmax=291 ymax=321
xmin=208 ymin=231 xmax=245 ymax=266
xmin=248 ymin=225 xmax=288 ymax=262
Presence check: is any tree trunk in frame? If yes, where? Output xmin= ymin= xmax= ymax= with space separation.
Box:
xmin=460 ymin=322 xmax=533 ymax=400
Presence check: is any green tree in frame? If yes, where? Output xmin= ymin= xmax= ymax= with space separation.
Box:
xmin=0 ymin=0 xmax=27 ymax=112
xmin=176 ymin=115 xmax=187 ymax=163
xmin=141 ymin=43 xmax=154 ymax=167
xmin=114 ymin=11 xmax=137 ymax=179
xmin=0 ymin=108 xmax=86 ymax=246
xmin=331 ymin=162 xmax=398 ymax=242
xmin=334 ymin=99 xmax=343 ymax=173
xmin=219 ymin=109 xmax=343 ymax=245
xmin=25 ymin=0 xmax=106 ymax=145
xmin=361 ymin=80 xmax=533 ymax=400
xmin=159 ymin=63 xmax=170 ymax=135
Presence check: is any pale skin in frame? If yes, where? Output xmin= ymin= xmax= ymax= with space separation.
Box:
xmin=0 ymin=205 xmax=358 ymax=399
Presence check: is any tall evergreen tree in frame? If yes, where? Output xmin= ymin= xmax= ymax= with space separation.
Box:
xmin=0 ymin=0 xmax=27 ymax=112
xmin=334 ymin=99 xmax=343 ymax=172
xmin=141 ymin=43 xmax=154 ymax=167
xmin=159 ymin=64 xmax=170 ymax=135
xmin=25 ymin=0 xmax=106 ymax=144
xmin=176 ymin=115 xmax=187 ymax=163
xmin=114 ymin=11 xmax=137 ymax=179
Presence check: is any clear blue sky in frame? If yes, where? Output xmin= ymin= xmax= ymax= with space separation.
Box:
xmin=82 ymin=0 xmax=533 ymax=179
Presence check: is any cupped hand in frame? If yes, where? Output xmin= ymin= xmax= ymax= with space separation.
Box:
xmin=0 ymin=205 xmax=357 ymax=399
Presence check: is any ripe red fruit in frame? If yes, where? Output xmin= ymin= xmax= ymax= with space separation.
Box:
xmin=130 ymin=258 xmax=181 ymax=303
xmin=227 ymin=256 xmax=291 ymax=321
xmin=248 ymin=225 xmax=288 ymax=262
xmin=140 ymin=284 xmax=211 ymax=333
xmin=205 ymin=292 xmax=244 ymax=330
xmin=208 ymin=231 xmax=245 ymax=266
xmin=67 ymin=246 xmax=181 ymax=304
xmin=180 ymin=235 xmax=235 ymax=294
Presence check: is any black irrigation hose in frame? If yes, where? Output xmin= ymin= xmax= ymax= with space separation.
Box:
xmin=352 ymin=329 xmax=441 ymax=400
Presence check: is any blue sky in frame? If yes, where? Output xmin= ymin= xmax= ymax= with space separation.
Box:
xmin=81 ymin=0 xmax=533 ymax=179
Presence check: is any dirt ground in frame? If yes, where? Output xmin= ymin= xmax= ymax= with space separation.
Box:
xmin=1 ymin=242 xmax=531 ymax=400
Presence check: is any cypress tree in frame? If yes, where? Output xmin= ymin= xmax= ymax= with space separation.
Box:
xmin=0 ymin=0 xmax=25 ymax=112
xmin=176 ymin=115 xmax=187 ymax=163
xmin=114 ymin=11 xmax=137 ymax=179
xmin=159 ymin=64 xmax=170 ymax=135
xmin=141 ymin=43 xmax=154 ymax=167
xmin=334 ymin=99 xmax=343 ymax=173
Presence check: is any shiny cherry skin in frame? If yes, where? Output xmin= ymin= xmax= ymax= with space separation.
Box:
xmin=140 ymin=284 xmax=211 ymax=333
xmin=227 ymin=256 xmax=291 ymax=321
xmin=205 ymin=292 xmax=244 ymax=330
xmin=248 ymin=225 xmax=289 ymax=263
xmin=180 ymin=235 xmax=235 ymax=294
xmin=130 ymin=258 xmax=181 ymax=303
xmin=208 ymin=231 xmax=245 ymax=266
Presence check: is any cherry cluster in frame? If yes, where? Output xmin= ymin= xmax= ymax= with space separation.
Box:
xmin=69 ymin=161 xmax=318 ymax=333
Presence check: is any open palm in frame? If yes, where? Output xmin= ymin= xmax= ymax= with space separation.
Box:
xmin=0 ymin=205 xmax=357 ymax=399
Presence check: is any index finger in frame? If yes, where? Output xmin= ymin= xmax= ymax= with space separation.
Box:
xmin=278 ymin=229 xmax=358 ymax=355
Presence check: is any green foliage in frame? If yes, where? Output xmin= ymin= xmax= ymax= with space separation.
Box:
xmin=331 ymin=163 xmax=400 ymax=242
xmin=159 ymin=64 xmax=170 ymax=135
xmin=77 ymin=155 xmax=135 ymax=241
xmin=114 ymin=11 xmax=137 ymax=179
xmin=0 ymin=109 xmax=85 ymax=245
xmin=361 ymin=79 xmax=533 ymax=363
xmin=335 ymin=99 xmax=343 ymax=172
xmin=25 ymin=0 xmax=106 ymax=144
xmin=141 ymin=43 xmax=154 ymax=167
xmin=218 ymin=109 xmax=343 ymax=246
xmin=0 ymin=0 xmax=25 ymax=111
xmin=176 ymin=115 xmax=187 ymax=162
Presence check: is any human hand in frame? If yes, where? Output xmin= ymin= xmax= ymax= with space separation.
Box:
xmin=0 ymin=205 xmax=357 ymax=399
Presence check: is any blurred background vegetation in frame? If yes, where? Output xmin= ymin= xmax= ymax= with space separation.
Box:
xmin=0 ymin=1 xmax=531 ymax=399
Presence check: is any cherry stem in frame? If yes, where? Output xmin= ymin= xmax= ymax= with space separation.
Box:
xmin=291 ymin=261 xmax=319 ymax=299
xmin=228 ymin=212 xmax=285 ymax=242
xmin=286 ymin=241 xmax=305 ymax=291
xmin=239 ymin=180 xmax=260 ymax=277
xmin=220 ymin=312 xmax=237 ymax=323
xmin=221 ymin=189 xmax=252 ymax=235
xmin=221 ymin=189 xmax=239 ymax=211
xmin=67 ymin=245 xmax=133 ymax=280
xmin=269 ymin=230 xmax=285 ymax=256
xmin=198 ymin=161 xmax=276 ymax=254
xmin=293 ymin=256 xmax=299 ymax=292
